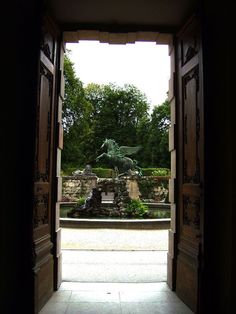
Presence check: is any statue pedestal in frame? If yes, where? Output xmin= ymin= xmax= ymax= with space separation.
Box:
xmin=126 ymin=177 xmax=141 ymax=200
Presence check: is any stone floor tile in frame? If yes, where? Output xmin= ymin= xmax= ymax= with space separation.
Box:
xmin=39 ymin=302 xmax=68 ymax=314
xmin=119 ymin=291 xmax=180 ymax=303
xmin=66 ymin=302 xmax=122 ymax=314
xmin=120 ymin=302 xmax=193 ymax=314
xmin=48 ymin=290 xmax=72 ymax=302
xmin=69 ymin=290 xmax=120 ymax=303
xmin=116 ymin=282 xmax=169 ymax=292
xmin=59 ymin=282 xmax=169 ymax=292
xmin=120 ymin=302 xmax=161 ymax=314
xmin=59 ymin=281 xmax=83 ymax=290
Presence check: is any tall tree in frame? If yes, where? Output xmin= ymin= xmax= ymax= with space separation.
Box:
xmin=61 ymin=51 xmax=93 ymax=169
xmin=136 ymin=115 xmax=151 ymax=166
xmin=84 ymin=83 xmax=150 ymax=164
xmin=62 ymin=52 xmax=85 ymax=132
xmin=145 ymin=99 xmax=171 ymax=167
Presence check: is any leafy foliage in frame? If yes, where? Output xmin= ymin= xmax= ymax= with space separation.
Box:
xmin=142 ymin=168 xmax=171 ymax=176
xmin=75 ymin=196 xmax=86 ymax=207
xmin=124 ymin=199 xmax=149 ymax=218
xmin=84 ymin=83 xmax=150 ymax=158
xmin=144 ymin=100 xmax=170 ymax=167
xmin=62 ymin=51 xmax=94 ymax=167
xmin=92 ymin=168 xmax=115 ymax=178
xmin=62 ymin=52 xmax=87 ymax=132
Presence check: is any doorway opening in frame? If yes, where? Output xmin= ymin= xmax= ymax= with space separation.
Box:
xmin=59 ymin=33 xmax=174 ymax=286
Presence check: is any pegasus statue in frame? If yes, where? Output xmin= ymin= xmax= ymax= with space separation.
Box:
xmin=96 ymin=138 xmax=142 ymax=177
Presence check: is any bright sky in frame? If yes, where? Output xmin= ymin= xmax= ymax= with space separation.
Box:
xmin=66 ymin=41 xmax=170 ymax=111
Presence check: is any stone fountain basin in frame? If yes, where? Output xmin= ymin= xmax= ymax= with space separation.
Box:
xmin=60 ymin=217 xmax=170 ymax=229
xmin=59 ymin=201 xmax=170 ymax=229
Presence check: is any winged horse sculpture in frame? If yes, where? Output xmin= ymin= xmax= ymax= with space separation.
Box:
xmin=96 ymin=138 xmax=142 ymax=177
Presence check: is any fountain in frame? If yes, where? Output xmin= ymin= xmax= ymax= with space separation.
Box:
xmin=67 ymin=139 xmax=143 ymax=218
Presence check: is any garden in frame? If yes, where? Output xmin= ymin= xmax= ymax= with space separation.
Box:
xmin=60 ymin=51 xmax=171 ymax=221
xmin=60 ymin=167 xmax=170 ymax=219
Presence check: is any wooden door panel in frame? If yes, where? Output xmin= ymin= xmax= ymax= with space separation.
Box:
xmin=182 ymin=64 xmax=201 ymax=241
xmin=34 ymin=64 xmax=53 ymax=238
xmin=33 ymin=57 xmax=54 ymax=312
xmin=33 ymin=16 xmax=59 ymax=312
xmin=184 ymin=68 xmax=198 ymax=179
xmin=176 ymin=16 xmax=203 ymax=313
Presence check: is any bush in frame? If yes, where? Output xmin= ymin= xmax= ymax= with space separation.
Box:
xmin=75 ymin=196 xmax=86 ymax=206
xmin=152 ymin=168 xmax=171 ymax=176
xmin=61 ymin=166 xmax=170 ymax=178
xmin=124 ymin=199 xmax=149 ymax=218
xmin=141 ymin=168 xmax=170 ymax=176
xmin=92 ymin=168 xmax=115 ymax=178
xmin=61 ymin=165 xmax=78 ymax=176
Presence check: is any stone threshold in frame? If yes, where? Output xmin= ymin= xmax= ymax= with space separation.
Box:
xmin=60 ymin=218 xmax=170 ymax=229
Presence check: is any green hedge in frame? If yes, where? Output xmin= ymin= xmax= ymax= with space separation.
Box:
xmin=61 ymin=167 xmax=77 ymax=176
xmin=92 ymin=168 xmax=115 ymax=178
xmin=141 ymin=168 xmax=171 ymax=176
xmin=61 ymin=166 xmax=170 ymax=178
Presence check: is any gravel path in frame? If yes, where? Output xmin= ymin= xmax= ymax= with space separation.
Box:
xmin=61 ymin=228 xmax=168 ymax=251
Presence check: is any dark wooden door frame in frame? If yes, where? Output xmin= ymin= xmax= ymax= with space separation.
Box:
xmin=174 ymin=15 xmax=204 ymax=313
xmin=39 ymin=12 xmax=204 ymax=314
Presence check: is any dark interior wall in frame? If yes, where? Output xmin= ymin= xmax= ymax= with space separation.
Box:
xmin=201 ymin=2 xmax=233 ymax=313
xmin=0 ymin=1 xmax=234 ymax=313
xmin=1 ymin=0 xmax=43 ymax=312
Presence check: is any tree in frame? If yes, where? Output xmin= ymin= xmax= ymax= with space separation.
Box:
xmin=61 ymin=51 xmax=93 ymax=169
xmin=84 ymin=83 xmax=150 ymax=165
xmin=62 ymin=51 xmax=86 ymax=132
xmin=136 ymin=115 xmax=151 ymax=166
xmin=145 ymin=99 xmax=171 ymax=167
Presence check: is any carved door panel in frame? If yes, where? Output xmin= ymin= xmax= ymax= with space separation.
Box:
xmin=33 ymin=16 xmax=59 ymax=313
xmin=175 ymin=16 xmax=204 ymax=313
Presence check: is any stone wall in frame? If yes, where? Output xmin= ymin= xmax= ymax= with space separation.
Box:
xmin=62 ymin=175 xmax=170 ymax=203
xmin=62 ymin=176 xmax=97 ymax=201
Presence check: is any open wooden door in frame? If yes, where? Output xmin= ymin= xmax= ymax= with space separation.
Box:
xmin=33 ymin=15 xmax=62 ymax=312
xmin=174 ymin=15 xmax=204 ymax=313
